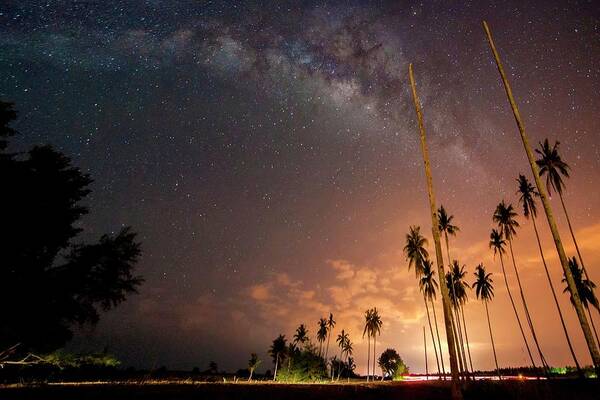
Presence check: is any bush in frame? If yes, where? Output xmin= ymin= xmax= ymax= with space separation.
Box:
xmin=276 ymin=343 xmax=327 ymax=382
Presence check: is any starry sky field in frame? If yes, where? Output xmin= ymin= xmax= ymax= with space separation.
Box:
xmin=1 ymin=0 xmax=600 ymax=374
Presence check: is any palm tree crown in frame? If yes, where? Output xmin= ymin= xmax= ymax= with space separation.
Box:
xmin=403 ymin=225 xmax=429 ymax=277
xmin=294 ymin=324 xmax=308 ymax=346
xmin=317 ymin=318 xmax=328 ymax=344
xmin=337 ymin=330 xmax=350 ymax=351
xmin=419 ymin=259 xmax=439 ymax=301
xmin=493 ymin=201 xmax=519 ymax=241
xmin=516 ymin=174 xmax=539 ymax=219
xmin=473 ymin=264 xmax=494 ymax=302
xmin=438 ymin=205 xmax=460 ymax=236
xmin=489 ymin=229 xmax=506 ymax=257
xmin=535 ymin=139 xmax=570 ymax=196
xmin=446 ymin=261 xmax=469 ymax=306
xmin=563 ymin=257 xmax=599 ymax=311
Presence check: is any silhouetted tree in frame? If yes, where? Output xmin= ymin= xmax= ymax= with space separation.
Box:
xmin=563 ymin=257 xmax=600 ymax=346
xmin=248 ymin=353 xmax=261 ymax=381
xmin=317 ymin=318 xmax=327 ymax=356
xmin=269 ymin=334 xmax=287 ymax=381
xmin=377 ymin=348 xmax=408 ymax=380
xmin=472 ymin=264 xmax=501 ymax=380
xmin=293 ymin=324 xmax=309 ymax=349
xmin=0 ymin=102 xmax=143 ymax=353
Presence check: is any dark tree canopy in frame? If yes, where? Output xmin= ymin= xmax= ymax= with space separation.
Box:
xmin=0 ymin=101 xmax=143 ymax=352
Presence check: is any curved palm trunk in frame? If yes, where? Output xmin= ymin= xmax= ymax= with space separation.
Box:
xmin=586 ymin=305 xmax=600 ymax=348
xmin=508 ymin=240 xmax=549 ymax=372
xmin=531 ymin=216 xmax=581 ymax=372
xmin=273 ymin=353 xmax=279 ymax=381
xmin=484 ymin=301 xmax=501 ymax=380
xmin=325 ymin=334 xmax=331 ymax=364
xmin=460 ymin=305 xmax=474 ymax=373
xmin=431 ymin=299 xmax=447 ymax=379
xmin=499 ymin=253 xmax=537 ymax=369
xmin=424 ymin=296 xmax=442 ymax=378
xmin=483 ymin=21 xmax=600 ymax=372
xmin=366 ymin=334 xmax=370 ymax=382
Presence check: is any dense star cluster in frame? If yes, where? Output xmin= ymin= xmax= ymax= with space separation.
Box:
xmin=1 ymin=1 xmax=599 ymax=373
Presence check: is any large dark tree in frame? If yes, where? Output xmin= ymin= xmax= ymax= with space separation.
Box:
xmin=0 ymin=101 xmax=143 ymax=353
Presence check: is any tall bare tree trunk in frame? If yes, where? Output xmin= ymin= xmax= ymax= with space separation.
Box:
xmin=424 ymin=326 xmax=429 ymax=380
xmin=484 ymin=301 xmax=501 ymax=380
xmin=409 ymin=64 xmax=462 ymax=400
xmin=483 ymin=20 xmax=600 ymax=372
xmin=454 ymin=304 xmax=469 ymax=376
xmin=460 ymin=305 xmax=474 ymax=373
xmin=366 ymin=334 xmax=370 ymax=382
xmin=531 ymin=216 xmax=581 ymax=372
xmin=507 ymin=239 xmax=549 ymax=372
xmin=373 ymin=334 xmax=377 ymax=381
xmin=586 ymin=306 xmax=600 ymax=348
xmin=273 ymin=354 xmax=279 ymax=381
xmin=431 ymin=299 xmax=447 ymax=379
xmin=499 ymin=253 xmax=537 ymax=368
xmin=450 ymin=310 xmax=465 ymax=379
xmin=425 ymin=296 xmax=442 ymax=377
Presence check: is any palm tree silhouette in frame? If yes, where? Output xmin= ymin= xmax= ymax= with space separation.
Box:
xmin=362 ymin=308 xmax=373 ymax=381
xmin=494 ymin=200 xmax=548 ymax=372
xmin=438 ymin=206 xmax=462 ymax=377
xmin=472 ymin=264 xmax=501 ymax=380
xmin=293 ymin=324 xmax=309 ymax=349
xmin=451 ymin=261 xmax=474 ymax=373
xmin=325 ymin=313 xmax=336 ymax=376
xmin=370 ymin=308 xmax=383 ymax=381
xmin=404 ymin=225 xmax=429 ymax=278
xmin=489 ymin=228 xmax=536 ymax=370
xmin=446 ymin=264 xmax=468 ymax=377
xmin=268 ymin=334 xmax=287 ymax=381
xmin=517 ymin=174 xmax=581 ymax=372
xmin=536 ymin=140 xmax=590 ymax=280
xmin=563 ymin=257 xmax=600 ymax=346
xmin=420 ymin=259 xmax=443 ymax=379
xmin=343 ymin=338 xmax=353 ymax=382
xmin=247 ymin=353 xmax=261 ymax=381
xmin=317 ymin=318 xmax=328 ymax=357
xmin=336 ymin=329 xmax=350 ymax=380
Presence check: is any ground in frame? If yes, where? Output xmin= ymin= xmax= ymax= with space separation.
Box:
xmin=0 ymin=379 xmax=598 ymax=400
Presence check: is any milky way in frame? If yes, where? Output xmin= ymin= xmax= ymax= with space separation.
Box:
xmin=1 ymin=0 xmax=600 ymax=373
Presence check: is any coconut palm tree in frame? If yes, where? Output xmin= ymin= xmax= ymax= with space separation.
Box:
xmin=482 ymin=21 xmax=600 ymax=373
xmin=363 ymin=308 xmax=373 ymax=381
xmin=421 ymin=260 xmax=446 ymax=380
xmin=563 ymin=257 xmax=600 ymax=346
xmin=493 ymin=201 xmax=548 ymax=371
xmin=446 ymin=265 xmax=469 ymax=377
xmin=370 ymin=308 xmax=383 ymax=380
xmin=420 ymin=259 xmax=444 ymax=378
xmin=343 ymin=339 xmax=354 ymax=382
xmin=324 ymin=313 xmax=336 ymax=363
xmin=336 ymin=329 xmax=350 ymax=380
xmin=489 ymin=228 xmax=537 ymax=369
xmin=404 ymin=225 xmax=429 ymax=278
xmin=293 ymin=324 xmax=309 ymax=349
xmin=268 ymin=334 xmax=287 ymax=381
xmin=438 ymin=206 xmax=463 ymax=377
xmin=317 ymin=318 xmax=328 ymax=357
xmin=536 ymin=140 xmax=590 ymax=280
xmin=472 ymin=264 xmax=501 ymax=380
xmin=451 ymin=262 xmax=474 ymax=373
xmin=517 ymin=174 xmax=581 ymax=371
xmin=248 ymin=353 xmax=261 ymax=381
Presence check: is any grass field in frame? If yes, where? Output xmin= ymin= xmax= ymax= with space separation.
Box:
xmin=0 ymin=379 xmax=598 ymax=400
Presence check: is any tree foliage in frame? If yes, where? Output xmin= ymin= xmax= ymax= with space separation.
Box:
xmin=0 ymin=101 xmax=143 ymax=353
xmin=377 ymin=348 xmax=409 ymax=380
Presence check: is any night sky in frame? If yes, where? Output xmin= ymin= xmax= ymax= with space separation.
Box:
xmin=2 ymin=0 xmax=600 ymax=374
